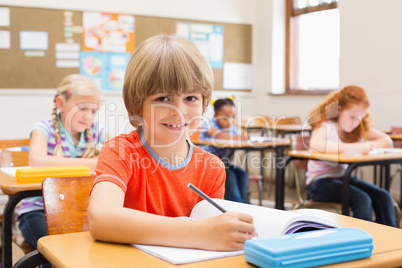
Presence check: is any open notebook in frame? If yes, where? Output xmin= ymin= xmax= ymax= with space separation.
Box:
xmin=133 ymin=199 xmax=339 ymax=265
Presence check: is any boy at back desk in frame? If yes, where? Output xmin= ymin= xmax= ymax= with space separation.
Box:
xmin=88 ymin=35 xmax=256 ymax=251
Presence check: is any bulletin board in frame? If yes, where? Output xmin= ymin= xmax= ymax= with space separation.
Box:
xmin=0 ymin=6 xmax=252 ymax=91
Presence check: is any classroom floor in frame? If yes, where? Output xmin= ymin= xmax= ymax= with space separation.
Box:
xmin=10 ymin=183 xmax=402 ymax=265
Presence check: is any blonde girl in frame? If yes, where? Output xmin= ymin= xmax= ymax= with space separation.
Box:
xmin=19 ymin=74 xmax=110 ymax=253
xmin=306 ymin=85 xmax=396 ymax=227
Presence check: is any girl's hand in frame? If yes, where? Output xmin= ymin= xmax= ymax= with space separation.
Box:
xmin=195 ymin=212 xmax=256 ymax=251
xmin=241 ymin=132 xmax=250 ymax=141
xmin=360 ymin=142 xmax=375 ymax=154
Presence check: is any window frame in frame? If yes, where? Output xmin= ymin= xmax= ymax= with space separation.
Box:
xmin=285 ymin=0 xmax=339 ymax=95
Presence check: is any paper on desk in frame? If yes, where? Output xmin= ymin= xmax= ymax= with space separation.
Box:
xmin=249 ymin=136 xmax=275 ymax=143
xmin=369 ymin=148 xmax=402 ymax=155
xmin=0 ymin=166 xmax=30 ymax=177
xmin=133 ymin=244 xmax=243 ymax=265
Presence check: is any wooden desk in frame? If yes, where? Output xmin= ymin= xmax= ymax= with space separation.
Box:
xmin=193 ymin=139 xmax=290 ymax=198
xmin=276 ymin=150 xmax=402 ymax=215
xmin=36 ymin=209 xmax=402 ymax=268
xmin=242 ymin=124 xmax=311 ymax=137
xmin=0 ymin=170 xmax=42 ymax=268
xmin=389 ymin=134 xmax=402 ymax=140
xmin=192 ymin=139 xmax=290 ymax=150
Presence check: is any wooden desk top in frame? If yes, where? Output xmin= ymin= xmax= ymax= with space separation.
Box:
xmin=288 ymin=150 xmax=402 ymax=163
xmin=389 ymin=134 xmax=402 ymax=140
xmin=38 ymin=209 xmax=402 ymax=268
xmin=192 ymin=139 xmax=290 ymax=149
xmin=0 ymin=170 xmax=41 ymax=194
xmin=242 ymin=124 xmax=311 ymax=132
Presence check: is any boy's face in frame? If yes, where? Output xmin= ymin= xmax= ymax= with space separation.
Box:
xmin=215 ymin=105 xmax=236 ymax=130
xmin=141 ymin=92 xmax=203 ymax=147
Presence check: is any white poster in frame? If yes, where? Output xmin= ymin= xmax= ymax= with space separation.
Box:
xmin=223 ymin=62 xmax=252 ymax=90
xmin=0 ymin=7 xmax=10 ymax=27
xmin=0 ymin=30 xmax=11 ymax=49
xmin=19 ymin=31 xmax=49 ymax=50
xmin=175 ymin=22 xmax=224 ymax=69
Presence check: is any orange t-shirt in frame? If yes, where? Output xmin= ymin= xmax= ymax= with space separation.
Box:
xmin=94 ymin=130 xmax=226 ymax=217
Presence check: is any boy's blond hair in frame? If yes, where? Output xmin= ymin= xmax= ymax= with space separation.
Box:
xmin=52 ymin=74 xmax=103 ymax=158
xmin=123 ymin=34 xmax=214 ymax=128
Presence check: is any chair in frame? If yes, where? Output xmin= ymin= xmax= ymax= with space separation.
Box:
xmin=0 ymin=139 xmax=30 ymax=149
xmin=390 ymin=126 xmax=402 ymax=208
xmin=0 ymin=138 xmax=30 ymax=167
xmin=241 ymin=115 xmax=271 ymax=134
xmin=274 ymin=116 xmax=301 ymax=125
xmin=13 ymin=175 xmax=96 ymax=267
xmin=246 ymin=174 xmax=263 ymax=206
xmin=0 ymin=139 xmax=33 ymax=259
xmin=290 ymin=134 xmax=343 ymax=213
xmin=42 ymin=175 xmax=96 ymax=235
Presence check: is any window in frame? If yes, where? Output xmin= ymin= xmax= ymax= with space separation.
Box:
xmin=286 ymin=0 xmax=339 ymax=94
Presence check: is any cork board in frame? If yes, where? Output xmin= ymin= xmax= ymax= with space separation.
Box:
xmin=0 ymin=6 xmax=82 ymax=88
xmin=0 ymin=6 xmax=252 ymax=91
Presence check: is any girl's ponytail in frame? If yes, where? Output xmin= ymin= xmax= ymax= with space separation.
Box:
xmin=51 ymin=100 xmax=64 ymax=157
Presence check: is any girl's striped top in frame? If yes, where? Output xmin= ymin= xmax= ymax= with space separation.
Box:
xmin=18 ymin=114 xmax=105 ymax=216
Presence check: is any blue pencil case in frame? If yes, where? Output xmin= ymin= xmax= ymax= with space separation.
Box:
xmin=244 ymin=228 xmax=373 ymax=268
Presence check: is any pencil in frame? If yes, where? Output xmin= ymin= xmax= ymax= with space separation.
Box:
xmin=187 ymin=183 xmax=227 ymax=213
xmin=233 ymin=121 xmax=246 ymax=134
xmin=359 ymin=116 xmax=368 ymax=142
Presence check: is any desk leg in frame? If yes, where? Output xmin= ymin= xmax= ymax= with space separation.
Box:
xmin=275 ymin=150 xmax=290 ymax=210
xmin=385 ymin=164 xmax=391 ymax=191
xmin=2 ymin=190 xmax=42 ymax=268
xmin=342 ymin=164 xmax=360 ymax=216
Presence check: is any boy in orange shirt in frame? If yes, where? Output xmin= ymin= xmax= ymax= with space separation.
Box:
xmin=88 ymin=35 xmax=256 ymax=250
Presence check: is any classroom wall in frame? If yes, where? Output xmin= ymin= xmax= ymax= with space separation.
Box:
xmin=253 ymin=0 xmax=402 ymax=131
xmin=1 ymin=0 xmax=402 ymax=140
xmin=339 ymin=0 xmax=402 ymax=130
xmin=0 ymin=0 xmax=257 ymax=139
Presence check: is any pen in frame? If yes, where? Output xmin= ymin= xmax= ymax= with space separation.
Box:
xmin=359 ymin=116 xmax=368 ymax=142
xmin=187 ymin=183 xmax=227 ymax=213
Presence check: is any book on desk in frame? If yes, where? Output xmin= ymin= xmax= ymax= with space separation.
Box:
xmin=132 ymin=199 xmax=341 ymax=265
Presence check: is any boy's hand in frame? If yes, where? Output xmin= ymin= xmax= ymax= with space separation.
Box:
xmin=196 ymin=212 xmax=256 ymax=251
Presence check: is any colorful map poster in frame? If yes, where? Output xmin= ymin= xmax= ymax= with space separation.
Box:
xmin=175 ymin=22 xmax=224 ymax=69
xmin=82 ymin=11 xmax=135 ymax=53
xmin=80 ymin=51 xmax=131 ymax=91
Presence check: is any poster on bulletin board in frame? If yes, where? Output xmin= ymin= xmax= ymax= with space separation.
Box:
xmin=82 ymin=11 xmax=135 ymax=53
xmin=175 ymin=22 xmax=224 ymax=69
xmin=80 ymin=51 xmax=131 ymax=91
xmin=80 ymin=11 xmax=134 ymax=90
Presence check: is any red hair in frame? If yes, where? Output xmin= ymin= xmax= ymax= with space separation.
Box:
xmin=308 ymin=85 xmax=373 ymax=142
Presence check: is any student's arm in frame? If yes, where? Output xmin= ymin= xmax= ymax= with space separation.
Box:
xmin=88 ymin=181 xmax=256 ymax=251
xmin=105 ymin=131 xmax=115 ymax=142
xmin=206 ymin=128 xmax=249 ymax=141
xmin=365 ymin=128 xmax=393 ymax=148
xmin=29 ymin=130 xmax=98 ymax=171
xmin=309 ymin=124 xmax=375 ymax=154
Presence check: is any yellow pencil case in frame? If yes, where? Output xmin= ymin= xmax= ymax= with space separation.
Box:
xmin=16 ymin=166 xmax=91 ymax=183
